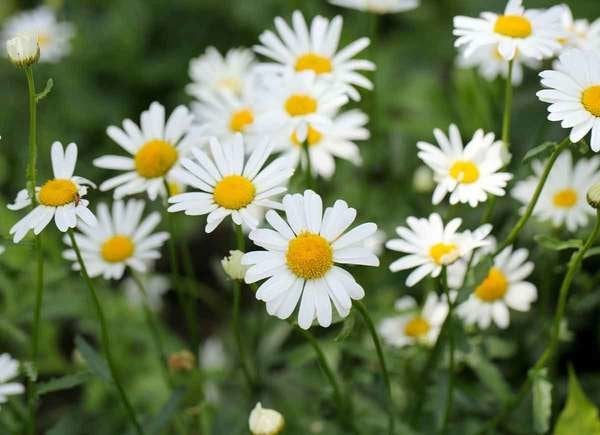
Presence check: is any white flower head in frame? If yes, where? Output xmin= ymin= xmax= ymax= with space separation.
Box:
xmin=457 ymin=245 xmax=537 ymax=329
xmin=0 ymin=353 xmax=24 ymax=407
xmin=557 ymin=5 xmax=600 ymax=51
xmin=63 ymin=199 xmax=168 ymax=280
xmin=8 ymin=142 xmax=97 ymax=243
xmin=254 ymin=11 xmax=374 ymax=101
xmin=328 ymin=0 xmax=419 ymax=15
xmin=221 ymin=250 xmax=248 ymax=280
xmin=537 ymin=48 xmax=600 ymax=152
xmin=199 ymin=336 xmax=227 ymax=371
xmin=249 ymin=402 xmax=285 ymax=435
xmin=6 ymin=33 xmax=39 ymax=67
xmin=243 ymin=190 xmax=379 ymax=329
xmin=454 ymin=0 xmax=563 ymax=61
xmin=123 ymin=274 xmax=170 ymax=312
xmin=417 ymin=124 xmax=513 ymax=207
xmin=168 ymin=134 xmax=294 ymax=233
xmin=378 ymin=293 xmax=449 ymax=348
xmin=512 ymin=151 xmax=600 ymax=232
xmin=2 ymin=6 xmax=74 ymax=63
xmin=94 ymin=101 xmax=200 ymax=200
xmin=387 ymin=213 xmax=492 ymax=287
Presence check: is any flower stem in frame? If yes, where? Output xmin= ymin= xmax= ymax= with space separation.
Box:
xmin=303 ymin=140 xmax=313 ymax=190
xmin=495 ymin=138 xmax=571 ymax=255
xmin=501 ymin=60 xmax=514 ymax=149
xmin=440 ymin=267 xmax=455 ymax=434
xmin=231 ymin=278 xmax=256 ymax=392
xmin=25 ymin=67 xmax=37 ymax=199
xmin=353 ymin=301 xmax=394 ymax=435
xmin=67 ymin=230 xmax=144 ymax=435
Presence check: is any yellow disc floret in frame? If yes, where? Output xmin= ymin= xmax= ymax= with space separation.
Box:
xmin=295 ymin=53 xmax=333 ymax=74
xmin=286 ymin=231 xmax=333 ymax=280
xmin=38 ymin=179 xmax=79 ymax=207
xmin=582 ymin=86 xmax=600 ymax=117
xmin=291 ymin=124 xmax=323 ymax=147
xmin=429 ymin=242 xmax=458 ymax=265
xmin=449 ymin=160 xmax=480 ymax=184
xmin=553 ymin=188 xmax=578 ymax=208
xmin=404 ymin=316 xmax=430 ymax=338
xmin=285 ymin=94 xmax=318 ymax=117
xmin=101 ymin=235 xmax=135 ymax=263
xmin=494 ymin=15 xmax=532 ymax=38
xmin=229 ymin=108 xmax=254 ymax=132
xmin=134 ymin=139 xmax=178 ymax=179
xmin=475 ymin=267 xmax=509 ymax=302
xmin=213 ymin=175 xmax=256 ymax=210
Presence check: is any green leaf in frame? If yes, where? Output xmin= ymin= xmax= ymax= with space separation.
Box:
xmin=465 ymin=351 xmax=512 ymax=404
xmin=335 ymin=312 xmax=355 ymax=342
xmin=37 ymin=371 xmax=92 ymax=396
xmin=523 ymin=142 xmax=557 ymax=163
xmin=554 ymin=367 xmax=600 ymax=435
xmin=535 ymin=235 xmax=582 ymax=252
xmin=35 ymin=78 xmax=54 ymax=102
xmin=532 ymin=369 xmax=553 ymax=433
xmin=144 ymin=388 xmax=185 ymax=435
xmin=21 ymin=361 xmax=37 ymax=383
xmin=74 ymin=336 xmax=111 ymax=383
xmin=584 ymin=246 xmax=600 ymax=259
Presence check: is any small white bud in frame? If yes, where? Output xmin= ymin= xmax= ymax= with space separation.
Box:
xmin=413 ymin=166 xmax=434 ymax=193
xmin=6 ymin=34 xmax=40 ymax=68
xmin=587 ymin=182 xmax=600 ymax=209
xmin=221 ymin=250 xmax=247 ymax=280
xmin=249 ymin=402 xmax=284 ymax=435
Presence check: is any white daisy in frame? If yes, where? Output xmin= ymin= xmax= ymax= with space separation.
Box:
xmin=8 ymin=142 xmax=97 ymax=243
xmin=167 ymin=134 xmax=294 ymax=233
xmin=254 ymin=70 xmax=348 ymax=144
xmin=417 ymin=124 xmax=513 ymax=207
xmin=378 ymin=294 xmax=449 ymax=348
xmin=557 ymin=5 xmax=600 ymax=51
xmin=0 ymin=353 xmax=24 ymax=407
xmin=275 ymin=109 xmax=368 ymax=179
xmin=457 ymin=245 xmax=537 ymax=329
xmin=1 ymin=6 xmax=74 ymax=63
xmin=511 ymin=151 xmax=600 ymax=232
xmin=447 ymin=236 xmax=496 ymax=290
xmin=386 ymin=213 xmax=492 ymax=287
xmin=453 ymin=0 xmax=563 ymax=61
xmin=242 ymin=190 xmax=379 ymax=329
xmin=254 ymin=11 xmax=374 ymax=101
xmin=537 ymin=48 xmax=600 ymax=152
xmin=123 ymin=274 xmax=170 ymax=312
xmin=94 ymin=101 xmax=200 ymax=200
xmin=328 ymin=0 xmax=419 ymax=14
xmin=187 ymin=47 xmax=255 ymax=97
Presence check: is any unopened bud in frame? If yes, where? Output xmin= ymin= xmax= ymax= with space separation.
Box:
xmin=587 ymin=182 xmax=600 ymax=209
xmin=168 ymin=350 xmax=195 ymax=373
xmin=6 ymin=34 xmax=39 ymax=68
xmin=249 ymin=402 xmax=284 ymax=435
xmin=413 ymin=166 xmax=434 ymax=193
xmin=221 ymin=250 xmax=247 ymax=280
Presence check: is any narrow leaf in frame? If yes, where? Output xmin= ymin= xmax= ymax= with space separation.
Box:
xmin=74 ymin=336 xmax=111 ymax=382
xmin=37 ymin=371 xmax=92 ymax=396
xmin=554 ymin=367 xmax=600 ymax=435
xmin=523 ymin=142 xmax=557 ymax=163
xmin=535 ymin=235 xmax=582 ymax=252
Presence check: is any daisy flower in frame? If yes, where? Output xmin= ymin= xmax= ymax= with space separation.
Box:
xmin=453 ymin=0 xmax=563 ymax=61
xmin=167 ymin=134 xmax=294 ymax=233
xmin=8 ymin=142 xmax=96 ymax=243
xmin=94 ymin=101 xmax=199 ymax=200
xmin=537 ymin=49 xmax=600 ymax=152
xmin=254 ymin=71 xmax=348 ymax=144
xmin=328 ymin=0 xmax=419 ymax=14
xmin=557 ymin=5 xmax=600 ymax=51
xmin=123 ymin=274 xmax=170 ymax=311
xmin=187 ymin=47 xmax=255 ymax=97
xmin=457 ymin=245 xmax=537 ymax=329
xmin=417 ymin=124 xmax=513 ymax=207
xmin=1 ymin=6 xmax=74 ymax=63
xmin=254 ymin=11 xmax=374 ymax=101
xmin=0 ymin=353 xmax=24 ymax=407
xmin=386 ymin=213 xmax=492 ymax=287
xmin=378 ymin=294 xmax=449 ymax=348
xmin=242 ymin=190 xmax=379 ymax=329
xmin=63 ymin=199 xmax=169 ymax=280
xmin=512 ymin=151 xmax=600 ymax=232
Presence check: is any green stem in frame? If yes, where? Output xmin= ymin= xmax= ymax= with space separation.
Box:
xmin=234 ymin=222 xmax=246 ymax=252
xmin=478 ymin=210 xmax=600 ymax=434
xmin=354 ymin=301 xmax=394 ymax=434
xmin=501 ymin=60 xmax=514 ymax=150
xmin=495 ymin=138 xmax=571 ymax=255
xmin=440 ymin=267 xmax=455 ymax=434
xmin=303 ymin=140 xmax=313 ymax=190
xmin=368 ymin=13 xmax=381 ymax=169
xmin=232 ymin=278 xmax=255 ymax=391
xmin=25 ymin=67 xmax=37 ymax=199
xmin=67 ymin=231 xmax=144 ymax=435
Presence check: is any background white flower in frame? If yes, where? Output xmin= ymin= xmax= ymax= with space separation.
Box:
xmin=123 ymin=274 xmax=170 ymax=312
xmin=0 ymin=353 xmax=24 ymax=407
xmin=328 ymin=0 xmax=419 ymax=14
xmin=557 ymin=5 xmax=600 ymax=51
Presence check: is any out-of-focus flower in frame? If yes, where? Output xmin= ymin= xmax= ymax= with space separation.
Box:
xmin=417 ymin=124 xmax=512 ymax=207
xmin=587 ymin=181 xmax=600 ymax=209
xmin=512 ymin=151 xmax=600 ymax=232
xmin=0 ymin=353 xmax=24 ymax=407
xmin=386 ymin=213 xmax=492 ymax=287
xmin=243 ymin=190 xmax=379 ymax=329
xmin=556 ymin=4 xmax=600 ymax=51
xmin=249 ymin=402 xmax=285 ymax=435
xmin=364 ymin=229 xmax=386 ymax=256
xmin=328 ymin=0 xmax=419 ymax=15
xmin=413 ymin=165 xmax=435 ymax=193
xmin=168 ymin=134 xmax=293 ymax=233
xmin=221 ymin=250 xmax=248 ymax=280
xmin=6 ymin=33 xmax=39 ymax=67
xmin=123 ymin=274 xmax=170 ymax=311
xmin=2 ymin=6 xmax=74 ymax=63
xmin=168 ymin=350 xmax=196 ymax=373
xmin=8 ymin=142 xmax=96 ymax=243
xmin=199 ymin=337 xmax=227 ymax=371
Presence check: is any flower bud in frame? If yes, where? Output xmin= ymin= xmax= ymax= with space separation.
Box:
xmin=221 ymin=250 xmax=247 ymax=280
xmin=249 ymin=402 xmax=284 ymax=435
xmin=168 ymin=350 xmax=196 ymax=373
xmin=6 ymin=34 xmax=39 ymax=68
xmin=413 ymin=166 xmax=434 ymax=193
xmin=587 ymin=182 xmax=600 ymax=209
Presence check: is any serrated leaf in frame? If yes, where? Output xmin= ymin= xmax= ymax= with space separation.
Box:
xmin=535 ymin=235 xmax=582 ymax=252
xmin=37 ymin=371 xmax=92 ymax=396
xmin=532 ymin=370 xmax=553 ymax=433
xmin=74 ymin=336 xmax=111 ymax=383
xmin=21 ymin=361 xmax=37 ymax=382
xmin=523 ymin=142 xmax=557 ymax=163
xmin=554 ymin=367 xmax=600 ymax=435
xmin=335 ymin=313 xmax=355 ymax=342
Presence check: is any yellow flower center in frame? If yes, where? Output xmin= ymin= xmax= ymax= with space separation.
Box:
xmin=291 ymin=125 xmax=323 ymax=147
xmin=295 ymin=52 xmax=333 ymax=74
xmin=404 ymin=316 xmax=430 ymax=338
xmin=286 ymin=232 xmax=333 ymax=280
xmin=581 ymin=86 xmax=600 ymax=117
xmin=37 ymin=33 xmax=50 ymax=47
xmin=101 ymin=235 xmax=135 ymax=263
xmin=229 ymin=108 xmax=254 ymax=132
xmin=38 ymin=179 xmax=78 ymax=207
xmin=475 ymin=267 xmax=509 ymax=302
xmin=449 ymin=160 xmax=480 ymax=184
xmin=213 ymin=175 xmax=255 ymax=210
xmin=134 ymin=140 xmax=178 ymax=179
xmin=553 ymin=188 xmax=578 ymax=208
xmin=429 ymin=243 xmax=458 ymax=265
xmin=167 ymin=181 xmax=183 ymax=196
xmin=494 ymin=15 xmax=532 ymax=38
xmin=285 ymin=94 xmax=318 ymax=117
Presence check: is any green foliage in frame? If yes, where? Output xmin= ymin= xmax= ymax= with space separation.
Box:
xmin=532 ymin=369 xmax=553 ymax=434
xmin=554 ymin=368 xmax=600 ymax=435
